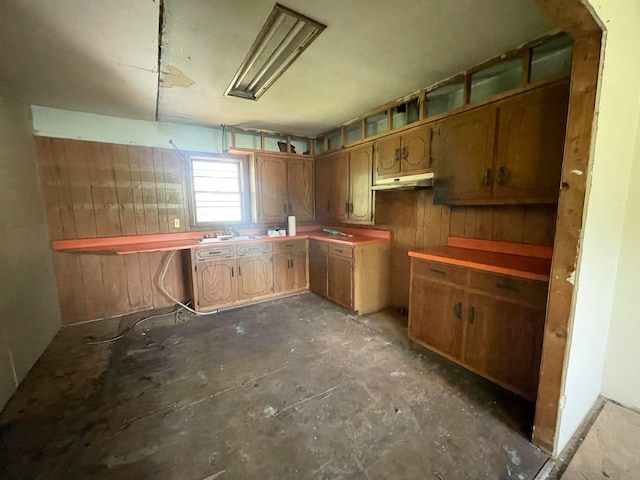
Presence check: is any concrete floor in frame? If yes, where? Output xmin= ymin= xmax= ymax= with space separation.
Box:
xmin=0 ymin=293 xmax=548 ymax=479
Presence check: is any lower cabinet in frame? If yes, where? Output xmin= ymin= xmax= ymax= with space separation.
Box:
xmin=408 ymin=258 xmax=547 ymax=401
xmin=309 ymin=240 xmax=390 ymax=314
xmin=191 ymin=240 xmax=307 ymax=313
xmin=273 ymin=240 xmax=308 ymax=294
xmin=195 ymin=258 xmax=238 ymax=310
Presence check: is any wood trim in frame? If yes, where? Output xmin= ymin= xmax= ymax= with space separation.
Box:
xmin=531 ymin=31 xmax=603 ymax=452
xmin=535 ymin=0 xmax=601 ymax=37
xmin=447 ymin=237 xmax=553 ymax=259
xmin=316 ymin=76 xmax=571 ymax=157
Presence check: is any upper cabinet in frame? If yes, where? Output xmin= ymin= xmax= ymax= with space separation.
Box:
xmin=433 ymin=80 xmax=569 ymax=206
xmin=314 ymin=147 xmax=374 ymax=225
xmin=493 ymin=81 xmax=570 ymax=202
xmin=251 ymin=154 xmax=315 ymax=223
xmin=374 ymin=125 xmax=432 ymax=181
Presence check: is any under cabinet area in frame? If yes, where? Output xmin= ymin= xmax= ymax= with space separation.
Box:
xmin=309 ymin=239 xmax=389 ymax=314
xmin=408 ymin=255 xmax=548 ymax=401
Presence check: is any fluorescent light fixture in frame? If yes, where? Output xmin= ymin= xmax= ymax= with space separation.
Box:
xmin=225 ymin=3 xmax=326 ymax=101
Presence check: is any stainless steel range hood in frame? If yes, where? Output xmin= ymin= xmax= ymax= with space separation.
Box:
xmin=371 ymin=172 xmax=434 ymax=191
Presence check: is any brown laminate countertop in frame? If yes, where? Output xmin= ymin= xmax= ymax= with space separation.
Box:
xmin=408 ymin=237 xmax=553 ymax=282
xmin=52 ymin=226 xmax=390 ymax=255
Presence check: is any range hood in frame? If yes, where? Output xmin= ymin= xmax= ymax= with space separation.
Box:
xmin=371 ymin=172 xmax=434 ymax=191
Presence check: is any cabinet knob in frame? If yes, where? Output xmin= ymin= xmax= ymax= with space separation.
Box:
xmin=468 ymin=306 xmax=475 ymax=324
xmin=395 ymin=148 xmax=401 ymax=161
xmin=454 ymin=302 xmax=462 ymax=319
xmin=401 ymin=145 xmax=408 ymax=159
xmin=497 ymin=166 xmax=507 ymax=185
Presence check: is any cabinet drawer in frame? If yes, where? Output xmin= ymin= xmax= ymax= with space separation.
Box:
xmin=309 ymin=239 xmax=328 ymax=253
xmin=412 ymin=259 xmax=468 ymax=285
xmin=237 ymin=242 xmax=272 ymax=257
xmin=195 ymin=246 xmax=235 ymax=262
xmin=272 ymin=240 xmax=307 ymax=252
xmin=469 ymin=270 xmax=548 ymax=306
xmin=328 ymin=243 xmax=353 ymax=259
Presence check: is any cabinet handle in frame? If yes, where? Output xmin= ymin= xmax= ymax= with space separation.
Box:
xmin=468 ymin=306 xmax=475 ymax=324
xmin=497 ymin=166 xmax=507 ymax=185
xmin=231 ymin=266 xmax=234 ymax=278
xmin=454 ymin=302 xmax=462 ymax=319
xmin=394 ymin=148 xmax=401 ymax=161
xmin=291 ymin=258 xmax=294 ymax=269
xmin=238 ymin=265 xmax=242 ymax=276
xmin=401 ymin=145 xmax=408 ymax=159
xmin=349 ymin=202 xmax=354 ymax=213
xmin=483 ymin=168 xmax=492 ymax=186
xmin=345 ymin=202 xmax=349 ymax=213
xmin=429 ymin=267 xmax=446 ymax=276
xmin=209 ymin=251 xmax=221 ymax=255
xmin=287 ymin=258 xmax=291 ymax=268
xmin=496 ymin=283 xmax=520 ymax=293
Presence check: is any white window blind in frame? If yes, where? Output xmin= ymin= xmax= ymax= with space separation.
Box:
xmin=192 ymin=158 xmax=243 ymax=224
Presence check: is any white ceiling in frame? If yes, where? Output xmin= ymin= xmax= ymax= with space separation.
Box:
xmin=0 ymin=0 xmax=557 ymax=137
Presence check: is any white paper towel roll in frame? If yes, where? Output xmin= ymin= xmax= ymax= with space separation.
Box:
xmin=287 ymin=216 xmax=296 ymax=236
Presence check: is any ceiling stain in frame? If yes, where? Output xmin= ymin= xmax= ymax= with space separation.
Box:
xmin=161 ymin=65 xmax=195 ymax=88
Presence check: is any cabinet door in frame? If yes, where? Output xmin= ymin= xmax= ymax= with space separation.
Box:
xmin=309 ymin=246 xmax=328 ymax=297
xmin=254 ymin=155 xmax=287 ymax=222
xmin=291 ymin=251 xmax=308 ymax=291
xmin=348 ymin=145 xmax=373 ymax=224
xmin=402 ymin=125 xmax=432 ymax=174
xmin=287 ymin=158 xmax=315 ymax=221
xmin=433 ymin=107 xmax=497 ymax=204
xmin=327 ymin=255 xmax=353 ymax=309
xmin=408 ymin=276 xmax=466 ymax=360
xmin=237 ymin=256 xmax=273 ymax=300
xmin=374 ymin=134 xmax=402 ymax=179
xmin=272 ymin=254 xmax=292 ymax=294
xmin=328 ymin=152 xmax=349 ymax=222
xmin=493 ymin=81 xmax=569 ymax=202
xmin=196 ymin=259 xmax=238 ymax=310
xmin=315 ymin=157 xmax=331 ymax=220
xmin=464 ymin=294 xmax=545 ymax=401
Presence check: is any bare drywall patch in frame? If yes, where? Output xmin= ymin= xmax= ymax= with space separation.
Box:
xmin=161 ymin=65 xmax=195 ymax=88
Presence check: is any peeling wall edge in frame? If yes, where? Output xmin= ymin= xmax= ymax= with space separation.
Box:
xmin=31 ymin=105 xmax=224 ymax=153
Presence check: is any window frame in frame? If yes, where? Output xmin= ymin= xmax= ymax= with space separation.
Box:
xmin=188 ymin=153 xmax=250 ymax=228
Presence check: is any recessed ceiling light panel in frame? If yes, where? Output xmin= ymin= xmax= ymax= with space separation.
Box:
xmin=225 ymin=3 xmax=326 ymax=101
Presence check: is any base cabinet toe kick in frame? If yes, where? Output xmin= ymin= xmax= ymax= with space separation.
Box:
xmin=408 ymin=257 xmax=547 ymax=402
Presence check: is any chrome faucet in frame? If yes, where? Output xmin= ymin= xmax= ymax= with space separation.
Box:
xmin=223 ymin=226 xmax=238 ymax=237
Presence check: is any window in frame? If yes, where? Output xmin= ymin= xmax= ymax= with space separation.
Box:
xmin=191 ymin=157 xmax=245 ymax=224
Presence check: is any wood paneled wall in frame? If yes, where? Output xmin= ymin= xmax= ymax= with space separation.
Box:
xmin=375 ymin=191 xmax=557 ymax=308
xmin=35 ymin=137 xmax=191 ymax=324
xmin=375 ymin=190 xmax=451 ymax=308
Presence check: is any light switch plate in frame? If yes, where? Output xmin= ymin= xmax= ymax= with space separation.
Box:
xmin=174 ymin=218 xmax=180 ymax=229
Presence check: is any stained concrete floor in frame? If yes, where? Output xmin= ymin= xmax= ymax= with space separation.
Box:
xmin=0 ymin=293 xmax=548 ymax=479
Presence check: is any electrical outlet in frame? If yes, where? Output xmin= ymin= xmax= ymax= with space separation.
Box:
xmin=173 ymin=218 xmax=180 ymax=229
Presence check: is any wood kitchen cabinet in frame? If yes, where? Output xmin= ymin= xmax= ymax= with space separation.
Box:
xmin=237 ymin=255 xmax=273 ymax=300
xmin=433 ymin=80 xmax=569 ymax=206
xmin=309 ymin=240 xmax=389 ymax=314
xmin=309 ymin=240 xmax=328 ymax=297
xmin=251 ymin=154 xmax=314 ymax=223
xmin=315 ymin=147 xmax=374 ymax=225
xmin=408 ymin=258 xmax=547 ymax=401
xmin=194 ymin=258 xmax=238 ymax=310
xmin=493 ymin=81 xmax=569 ymax=202
xmin=374 ymin=124 xmax=432 ymax=180
xmin=433 ymin=106 xmax=497 ymax=204
xmin=273 ymin=240 xmax=308 ymax=294
xmin=348 ymin=145 xmax=374 ymax=224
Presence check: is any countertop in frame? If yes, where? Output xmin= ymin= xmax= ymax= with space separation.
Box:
xmin=52 ymin=226 xmax=391 ymax=255
xmin=408 ymin=237 xmax=553 ymax=282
